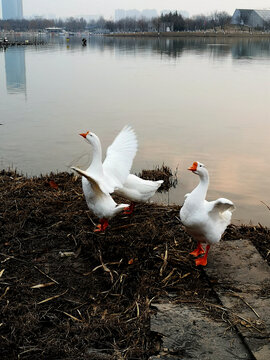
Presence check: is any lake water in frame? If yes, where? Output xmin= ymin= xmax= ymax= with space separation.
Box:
xmin=1 ymin=36 xmax=270 ymax=226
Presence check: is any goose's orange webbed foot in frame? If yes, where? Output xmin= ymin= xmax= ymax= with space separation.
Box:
xmin=190 ymin=242 xmax=205 ymax=257
xmin=194 ymin=245 xmax=210 ymax=267
xmin=94 ymin=224 xmax=102 ymax=232
xmin=195 ymin=255 xmax=208 ymax=266
xmin=94 ymin=218 xmax=109 ymax=232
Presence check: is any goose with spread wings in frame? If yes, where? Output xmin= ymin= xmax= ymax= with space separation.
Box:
xmin=72 ymin=126 xmax=138 ymax=232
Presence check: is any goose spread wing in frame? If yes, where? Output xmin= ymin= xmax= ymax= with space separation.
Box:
xmin=103 ymin=126 xmax=138 ymax=189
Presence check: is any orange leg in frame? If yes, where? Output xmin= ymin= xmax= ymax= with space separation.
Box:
xmin=94 ymin=218 xmax=109 ymax=232
xmin=190 ymin=242 xmax=205 ymax=257
xmin=195 ymin=245 xmax=210 ymax=266
xmin=124 ymin=202 xmax=135 ymax=215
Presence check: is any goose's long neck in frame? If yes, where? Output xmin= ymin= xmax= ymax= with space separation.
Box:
xmin=88 ymin=140 xmax=103 ymax=175
xmin=191 ymin=171 xmax=209 ymax=202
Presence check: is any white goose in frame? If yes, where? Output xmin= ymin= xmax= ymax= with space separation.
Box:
xmin=81 ymin=129 xmax=164 ymax=214
xmin=72 ymin=126 xmax=138 ymax=232
xmin=115 ymin=175 xmax=164 ymax=214
xmin=180 ymin=161 xmax=235 ymax=266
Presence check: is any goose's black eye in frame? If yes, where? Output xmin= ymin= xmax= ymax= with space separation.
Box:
xmin=199 ymin=165 xmax=202 ymax=167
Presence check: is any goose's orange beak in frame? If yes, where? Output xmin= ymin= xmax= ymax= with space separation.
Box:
xmin=188 ymin=161 xmax=198 ymax=171
xmin=79 ymin=131 xmax=90 ymax=138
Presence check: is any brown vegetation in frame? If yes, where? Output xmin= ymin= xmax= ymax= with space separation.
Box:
xmin=137 ymin=164 xmax=178 ymax=192
xmin=0 ymin=170 xmax=269 ymax=359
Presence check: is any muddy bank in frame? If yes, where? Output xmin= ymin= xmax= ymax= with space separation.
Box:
xmin=0 ymin=170 xmax=269 ymax=359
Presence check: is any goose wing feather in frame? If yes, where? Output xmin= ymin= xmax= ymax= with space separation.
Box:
xmin=103 ymin=126 xmax=138 ymax=188
xmin=123 ymin=174 xmax=163 ymax=192
xmin=71 ymin=166 xmax=108 ymax=195
xmin=208 ymin=198 xmax=235 ymax=216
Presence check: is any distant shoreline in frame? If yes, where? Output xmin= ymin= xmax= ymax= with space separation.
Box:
xmin=106 ymin=31 xmax=270 ymax=38
xmin=1 ymin=30 xmax=269 ymax=39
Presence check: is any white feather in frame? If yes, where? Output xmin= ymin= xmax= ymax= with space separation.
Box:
xmin=208 ymin=198 xmax=235 ymax=216
xmin=115 ymin=174 xmax=163 ymax=202
xmin=103 ymin=126 xmax=138 ymax=187
xmin=71 ymin=166 xmax=128 ymax=220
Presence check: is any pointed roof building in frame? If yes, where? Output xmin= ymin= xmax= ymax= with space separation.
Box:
xmin=231 ymin=9 xmax=270 ymax=28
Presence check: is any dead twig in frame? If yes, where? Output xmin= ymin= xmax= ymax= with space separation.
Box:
xmin=84 ymin=260 xmax=122 ymax=276
xmin=34 ymin=266 xmax=59 ymax=285
xmin=160 ymin=243 xmax=168 ymax=276
xmin=99 ymin=252 xmax=114 ymax=283
xmin=0 ymin=269 xmax=5 ymax=277
xmin=111 ymin=223 xmax=139 ymax=231
xmin=31 ymin=282 xmax=55 ymax=289
xmin=86 ymin=212 xmax=97 ymax=226
xmin=227 ymin=291 xmax=260 ymax=318
xmin=62 ymin=311 xmax=83 ymax=322
xmin=18 ymin=347 xmax=41 ymax=358
xmin=162 ymin=268 xmax=176 ymax=284
xmin=261 ymin=200 xmax=270 ymax=211
xmin=47 ymin=221 xmax=63 ymax=230
xmin=136 ymin=301 xmax=140 ymax=317
xmin=204 ymin=302 xmax=263 ymax=333
xmin=37 ymin=290 xmax=68 ymax=305
xmin=0 ymin=286 xmax=9 ymax=300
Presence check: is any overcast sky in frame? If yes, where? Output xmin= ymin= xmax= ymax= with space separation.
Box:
xmin=1 ymin=0 xmax=270 ymax=19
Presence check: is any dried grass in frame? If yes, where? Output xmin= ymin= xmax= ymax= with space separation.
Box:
xmin=0 ymin=169 xmax=269 ymax=359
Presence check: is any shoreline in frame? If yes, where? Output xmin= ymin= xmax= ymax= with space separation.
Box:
xmin=1 ymin=168 xmax=269 ymax=227
xmin=106 ymin=31 xmax=270 ymax=38
xmin=1 ymin=168 xmax=270 ymax=237
xmin=0 ymin=40 xmax=46 ymax=48
xmin=1 ymin=30 xmax=270 ymax=40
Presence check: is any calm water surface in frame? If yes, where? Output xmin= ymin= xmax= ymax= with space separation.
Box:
xmin=1 ymin=36 xmax=270 ymax=225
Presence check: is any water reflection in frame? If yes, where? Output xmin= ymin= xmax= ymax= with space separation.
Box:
xmin=0 ymin=36 xmax=270 ymax=225
xmin=4 ymin=47 xmax=26 ymax=95
xmin=2 ymin=37 xmax=269 ymax=95
xmin=231 ymin=38 xmax=270 ymax=58
xmin=19 ymin=34 xmax=270 ymax=60
xmin=83 ymin=36 xmax=270 ymax=59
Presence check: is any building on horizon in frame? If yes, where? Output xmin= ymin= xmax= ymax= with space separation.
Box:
xmin=141 ymin=9 xmax=158 ymax=19
xmin=76 ymin=14 xmax=101 ymax=22
xmin=115 ymin=9 xmax=158 ymax=21
xmin=231 ymin=9 xmax=270 ymax=28
xmin=2 ymin=0 xmax=23 ymax=20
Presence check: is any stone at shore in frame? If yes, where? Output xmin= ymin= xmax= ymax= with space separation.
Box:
xmin=206 ymin=240 xmax=270 ymax=360
xmin=150 ymin=240 xmax=270 ymax=359
xmin=150 ymin=302 xmax=251 ymax=360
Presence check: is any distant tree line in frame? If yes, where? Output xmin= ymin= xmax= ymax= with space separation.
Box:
xmin=3 ymin=11 xmax=269 ymax=33
xmin=0 ymin=17 xmax=87 ymax=32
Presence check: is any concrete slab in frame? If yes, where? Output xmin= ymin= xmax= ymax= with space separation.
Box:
xmin=150 ymin=303 xmax=251 ymax=360
xmin=205 ymin=240 xmax=270 ymax=360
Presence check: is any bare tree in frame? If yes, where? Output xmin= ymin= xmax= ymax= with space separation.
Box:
xmin=137 ymin=17 xmax=148 ymax=32
xmin=0 ymin=11 xmax=232 ymax=33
